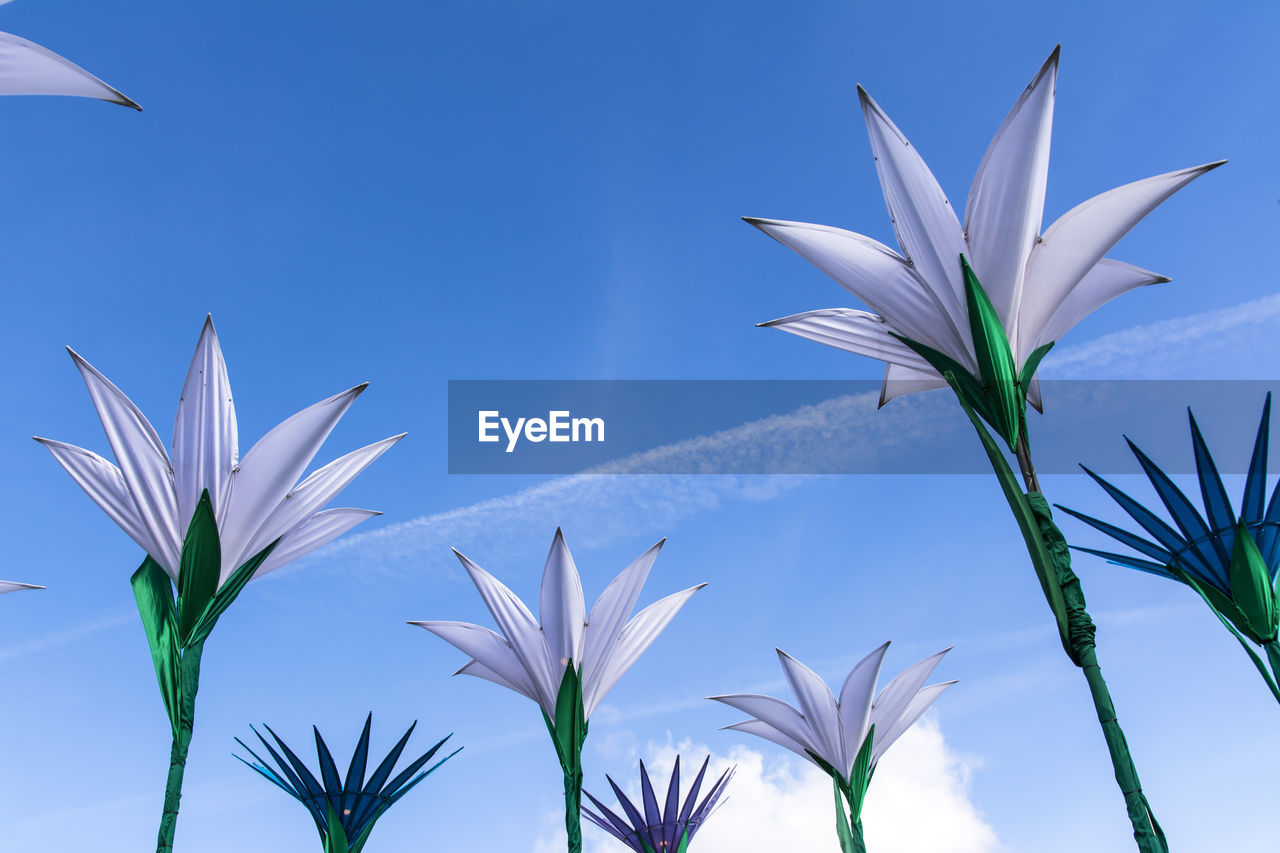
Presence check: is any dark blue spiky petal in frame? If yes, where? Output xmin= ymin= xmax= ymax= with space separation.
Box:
xmin=584 ymin=757 xmax=733 ymax=853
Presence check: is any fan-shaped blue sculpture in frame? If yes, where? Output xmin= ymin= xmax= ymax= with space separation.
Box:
xmin=236 ymin=713 xmax=459 ymax=852
xmin=1060 ymin=393 xmax=1280 ymax=702
xmin=583 ymin=756 xmax=732 ymax=853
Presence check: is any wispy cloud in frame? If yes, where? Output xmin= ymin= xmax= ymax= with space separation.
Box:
xmin=0 ymin=607 xmax=132 ymax=663
xmin=313 ymin=295 xmax=1280 ymax=576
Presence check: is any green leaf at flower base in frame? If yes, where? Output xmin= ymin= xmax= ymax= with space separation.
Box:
xmin=1228 ymin=523 xmax=1279 ymax=643
xmin=961 ymin=255 xmax=1022 ymax=449
xmin=1019 ymin=341 xmax=1055 ymax=394
xmin=130 ymin=556 xmax=181 ymax=736
xmin=323 ymin=804 xmax=351 ymax=853
xmin=844 ymin=723 xmax=875 ymax=823
xmin=832 ymin=775 xmax=855 ymax=853
xmin=184 ymin=538 xmax=279 ymax=648
xmin=546 ymin=663 xmax=588 ymax=771
xmin=176 ymin=490 xmax=221 ymax=645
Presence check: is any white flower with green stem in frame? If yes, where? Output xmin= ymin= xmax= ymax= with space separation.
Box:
xmin=411 ymin=529 xmax=705 ymax=853
xmin=748 ymin=48 xmax=1220 ymax=852
xmin=710 ymin=643 xmax=951 ymax=853
xmin=37 ymin=316 xmax=402 ymax=851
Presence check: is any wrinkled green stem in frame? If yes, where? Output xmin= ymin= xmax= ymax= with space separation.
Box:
xmin=1013 ymin=436 xmax=1167 ymax=853
xmin=561 ymin=758 xmax=582 ymax=853
xmin=1267 ymin=641 xmax=1280 ymax=703
xmin=156 ymin=642 xmax=204 ymax=853
xmin=832 ymin=778 xmax=868 ymax=853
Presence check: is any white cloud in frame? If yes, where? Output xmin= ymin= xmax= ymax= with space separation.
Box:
xmin=534 ymin=717 xmax=999 ymax=853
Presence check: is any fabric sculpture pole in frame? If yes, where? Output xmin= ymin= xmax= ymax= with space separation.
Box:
xmin=411 ymin=529 xmax=705 ymax=853
xmin=1061 ymin=395 xmax=1280 ymax=704
xmin=0 ymin=14 xmax=138 ymax=108
xmin=583 ymin=756 xmax=732 ymax=853
xmin=36 ymin=316 xmax=402 ymax=852
xmin=710 ymin=643 xmax=952 ymax=853
xmin=748 ymin=47 xmax=1221 ymax=853
xmin=236 ymin=714 xmax=460 ymax=853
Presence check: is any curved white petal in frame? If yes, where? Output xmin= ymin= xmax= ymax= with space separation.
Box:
xmin=583 ymin=583 xmax=705 ymax=718
xmin=837 ymin=642 xmax=889 ymax=769
xmin=1030 ymin=258 xmax=1169 ymax=354
xmin=218 ymin=384 xmax=366 ymax=571
xmin=858 ymin=86 xmax=972 ymax=356
xmin=708 ymin=694 xmax=822 ymax=760
xmin=540 ymin=529 xmax=586 ymax=673
xmin=455 ymin=659 xmax=541 ymax=704
xmin=35 ymin=438 xmax=171 ymax=577
xmin=453 ymin=549 xmax=559 ymax=713
xmin=68 ymin=348 xmax=181 ymax=574
xmin=0 ymin=580 xmax=44 ymax=595
xmin=251 ymin=508 xmax=380 ymax=581
xmin=871 ymin=648 xmax=950 ymax=741
xmin=871 ymin=681 xmax=955 ymax=766
xmin=1017 ymin=160 xmax=1224 ymax=358
xmin=776 ymin=650 xmax=843 ymax=772
xmin=172 ymin=316 xmax=237 ymax=535
xmin=747 ymin=218 xmax=969 ymax=362
xmin=235 ymin=433 xmax=403 ymax=570
xmin=720 ymin=719 xmax=820 ymax=768
xmin=759 ymin=309 xmax=938 ymax=372
xmin=0 ymin=31 xmax=139 ymax=108
xmin=410 ymin=620 xmax=543 ymax=707
xmin=581 ymin=539 xmax=664 ymax=709
xmin=880 ymin=363 xmax=948 ymax=407
xmin=964 ymin=47 xmax=1058 ymax=335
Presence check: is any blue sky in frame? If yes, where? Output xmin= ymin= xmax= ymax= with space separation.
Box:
xmin=0 ymin=1 xmax=1278 ymax=851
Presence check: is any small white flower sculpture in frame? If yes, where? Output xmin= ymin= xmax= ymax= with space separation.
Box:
xmin=412 ymin=529 xmax=705 ymax=853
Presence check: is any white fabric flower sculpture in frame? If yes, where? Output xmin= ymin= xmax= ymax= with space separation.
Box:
xmin=0 ymin=13 xmax=138 ymax=108
xmin=753 ymin=47 xmax=1221 ymax=448
xmin=711 ymin=643 xmax=952 ymax=853
xmin=36 ymin=315 xmax=402 ymax=853
xmin=412 ymin=529 xmax=705 ymax=853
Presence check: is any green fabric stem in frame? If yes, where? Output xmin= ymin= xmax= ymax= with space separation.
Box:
xmin=561 ymin=756 xmax=583 ymax=853
xmin=156 ymin=641 xmax=204 ymax=853
xmin=1267 ymin=641 xmax=1280 ymax=702
xmin=946 ymin=379 xmax=1167 ymax=853
xmin=831 ymin=776 xmax=867 ymax=853
xmin=545 ymin=665 xmax=588 ymax=853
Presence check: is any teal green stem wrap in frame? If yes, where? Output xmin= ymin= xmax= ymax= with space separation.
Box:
xmin=562 ymin=755 xmax=583 ymax=853
xmin=156 ymin=641 xmax=204 ymax=852
xmin=951 ymin=387 xmax=1166 ymax=853
xmin=1027 ymin=494 xmax=1167 ymax=853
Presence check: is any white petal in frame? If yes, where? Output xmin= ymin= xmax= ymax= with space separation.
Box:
xmin=582 ymin=583 xmax=705 ymax=718
xmin=720 ymin=719 xmax=821 ymax=769
xmin=879 ymin=363 xmax=948 ymax=407
xmin=1017 ymin=160 xmax=1224 ymax=358
xmin=539 ymin=529 xmax=586 ymax=674
xmin=837 ymin=642 xmax=889 ymax=770
xmin=68 ymin=348 xmax=181 ymax=574
xmin=747 ymin=218 xmax=970 ymax=362
xmin=218 ymin=384 xmax=366 ymax=573
xmin=455 ymin=659 xmax=541 ymax=704
xmin=410 ymin=620 xmax=543 ymax=707
xmin=454 ymin=549 xmax=560 ymax=714
xmin=0 ymin=31 xmax=138 ymax=108
xmin=1026 ymin=375 xmax=1043 ymax=412
xmin=171 ymin=316 xmax=237 ymax=536
xmin=871 ymin=648 xmax=950 ymax=741
xmin=708 ymin=694 xmax=822 ymax=760
xmin=234 ymin=434 xmax=403 ymax=572
xmin=871 ymin=682 xmax=955 ymax=766
xmin=251 ymin=508 xmax=380 ymax=581
xmin=0 ymin=580 xmax=44 ymax=595
xmin=1030 ymin=258 xmax=1169 ymax=354
xmin=580 ymin=539 xmax=664 ymax=714
xmin=759 ymin=309 xmax=938 ymax=372
xmin=963 ymin=48 xmax=1058 ymax=335
xmin=858 ymin=86 xmax=972 ymax=358
xmin=35 ymin=438 xmax=172 ymax=578
xmin=776 ymin=650 xmax=844 ymax=772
